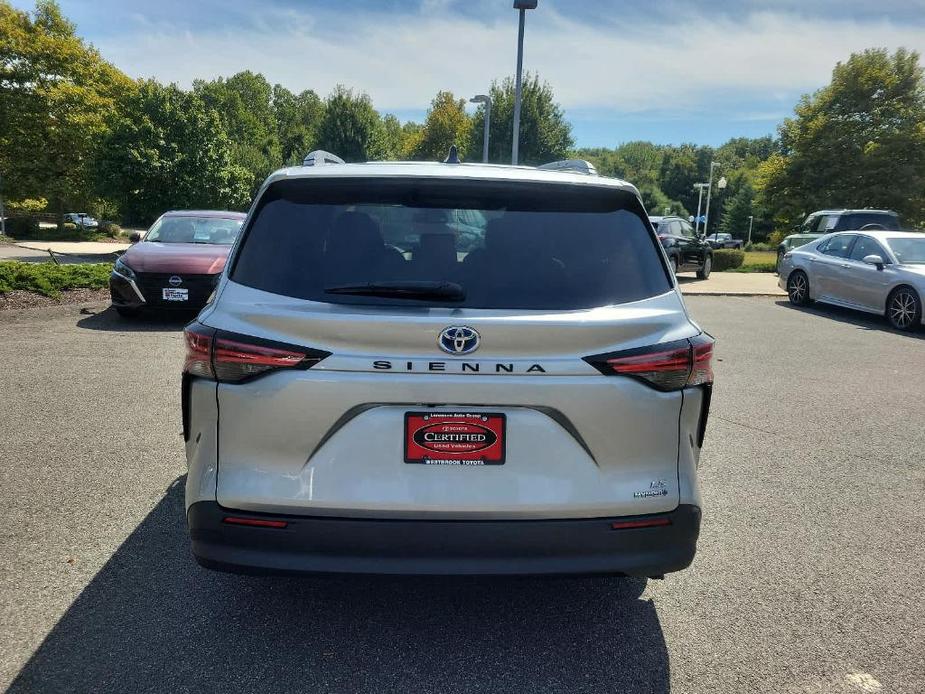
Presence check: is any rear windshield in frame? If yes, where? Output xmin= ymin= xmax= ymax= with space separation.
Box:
xmin=837 ymin=213 xmax=900 ymax=231
xmin=230 ymin=178 xmax=670 ymax=309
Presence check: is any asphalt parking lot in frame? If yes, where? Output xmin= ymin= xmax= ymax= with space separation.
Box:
xmin=1 ymin=297 xmax=923 ymax=694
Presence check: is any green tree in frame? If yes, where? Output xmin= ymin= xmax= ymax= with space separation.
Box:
xmin=411 ymin=91 xmax=472 ymax=161
xmin=719 ymin=179 xmax=754 ymax=237
xmin=0 ymin=0 xmax=133 ymax=217
xmin=315 ymin=86 xmax=387 ymax=162
xmin=470 ymin=74 xmax=573 ymax=165
xmin=758 ymin=48 xmax=925 ymax=227
xmin=95 ymin=80 xmax=251 ymax=225
xmin=273 ymin=85 xmax=325 ymax=165
xmin=399 ymin=121 xmax=424 ymax=159
xmin=659 ymin=145 xmax=712 ymax=215
xmin=379 ymin=114 xmax=403 ymax=160
xmin=194 ymin=71 xmax=282 ymax=192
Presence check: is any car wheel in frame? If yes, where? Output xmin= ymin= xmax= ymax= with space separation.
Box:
xmin=697 ymin=254 xmax=712 ymax=280
xmin=786 ymin=270 xmax=811 ymax=306
xmin=669 ymin=256 xmax=678 ymax=275
xmin=886 ymin=287 xmax=921 ymax=331
xmin=115 ymin=306 xmax=141 ymax=319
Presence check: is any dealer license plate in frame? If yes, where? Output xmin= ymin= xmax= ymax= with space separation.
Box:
xmin=404 ymin=412 xmax=506 ymax=465
xmin=162 ymin=288 xmax=189 ymax=301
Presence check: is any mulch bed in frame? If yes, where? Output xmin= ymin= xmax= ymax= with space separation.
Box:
xmin=0 ymin=288 xmax=110 ymax=311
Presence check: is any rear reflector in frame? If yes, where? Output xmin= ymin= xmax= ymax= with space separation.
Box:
xmin=223 ymin=516 xmax=288 ymax=529
xmin=611 ymin=517 xmax=672 ymax=530
xmin=585 ymin=333 xmax=715 ymax=391
xmin=183 ymin=322 xmax=330 ymax=383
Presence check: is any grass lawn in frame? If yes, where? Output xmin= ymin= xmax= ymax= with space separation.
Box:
xmin=722 ymin=250 xmax=777 ymax=273
xmin=0 ymin=261 xmax=113 ymax=297
xmin=743 ymin=251 xmax=776 ymax=266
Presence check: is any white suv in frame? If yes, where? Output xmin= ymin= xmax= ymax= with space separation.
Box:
xmin=183 ymin=152 xmax=713 ymax=576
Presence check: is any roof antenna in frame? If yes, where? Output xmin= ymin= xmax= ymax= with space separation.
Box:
xmin=444 ymin=145 xmax=461 ymax=164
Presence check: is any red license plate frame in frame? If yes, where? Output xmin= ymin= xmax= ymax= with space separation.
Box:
xmin=404 ymin=412 xmax=506 ymax=465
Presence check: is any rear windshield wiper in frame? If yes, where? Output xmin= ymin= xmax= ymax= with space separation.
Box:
xmin=324 ymin=281 xmax=466 ymax=301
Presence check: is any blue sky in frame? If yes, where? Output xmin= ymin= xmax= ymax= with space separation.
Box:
xmin=15 ymin=0 xmax=925 ymax=147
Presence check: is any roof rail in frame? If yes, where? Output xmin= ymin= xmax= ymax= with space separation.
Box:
xmin=536 ymin=159 xmax=598 ymax=176
xmin=302 ymin=150 xmax=345 ymax=166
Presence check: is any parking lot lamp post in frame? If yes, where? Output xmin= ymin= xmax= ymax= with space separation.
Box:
xmin=470 ymin=95 xmax=492 ymax=163
xmin=693 ymin=183 xmax=708 ymax=234
xmin=703 ymin=162 xmax=720 ymax=236
xmin=511 ymin=0 xmax=538 ymax=165
xmin=748 ymin=215 xmax=754 ymax=245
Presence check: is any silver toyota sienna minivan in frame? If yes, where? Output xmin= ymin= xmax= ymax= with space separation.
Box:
xmin=183 ymin=153 xmax=713 ymax=576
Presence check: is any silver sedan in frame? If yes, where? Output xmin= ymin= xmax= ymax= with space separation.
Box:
xmin=778 ymin=230 xmax=925 ymax=331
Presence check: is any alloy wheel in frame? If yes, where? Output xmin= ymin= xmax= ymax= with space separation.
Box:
xmin=787 ymin=272 xmax=808 ymax=305
xmin=888 ymin=289 xmax=920 ymax=330
xmin=698 ymin=255 xmax=712 ymax=280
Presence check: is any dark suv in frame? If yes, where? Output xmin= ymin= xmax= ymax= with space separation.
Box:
xmin=650 ymin=216 xmax=713 ymax=279
xmin=775 ymin=209 xmax=901 ymax=273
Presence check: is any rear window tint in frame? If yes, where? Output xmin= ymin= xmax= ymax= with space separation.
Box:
xmin=230 ymin=178 xmax=670 ymax=310
xmin=836 ymin=213 xmax=900 ymax=231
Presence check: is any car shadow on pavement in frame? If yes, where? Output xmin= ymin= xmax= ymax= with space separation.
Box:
xmin=775 ymin=300 xmax=925 ymax=340
xmin=9 ymin=478 xmax=671 ymax=694
xmin=76 ymin=305 xmax=194 ymax=332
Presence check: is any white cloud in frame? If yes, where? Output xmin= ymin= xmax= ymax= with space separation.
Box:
xmin=93 ymin=5 xmax=925 ymax=117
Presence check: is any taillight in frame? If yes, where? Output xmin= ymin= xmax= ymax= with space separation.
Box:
xmin=183 ymin=322 xmax=330 ymax=383
xmin=223 ymin=516 xmax=288 ymax=529
xmin=584 ymin=334 xmax=714 ymax=391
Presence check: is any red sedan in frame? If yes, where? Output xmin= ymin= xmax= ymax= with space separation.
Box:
xmin=110 ymin=210 xmax=247 ymax=317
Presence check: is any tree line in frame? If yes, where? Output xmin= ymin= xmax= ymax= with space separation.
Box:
xmin=2 ymin=1 xmax=924 ymax=236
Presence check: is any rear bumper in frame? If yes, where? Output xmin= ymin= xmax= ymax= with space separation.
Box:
xmin=187 ymin=502 xmax=701 ymax=576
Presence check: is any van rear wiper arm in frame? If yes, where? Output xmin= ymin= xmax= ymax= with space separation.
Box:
xmin=324 ymin=281 xmax=466 ymax=301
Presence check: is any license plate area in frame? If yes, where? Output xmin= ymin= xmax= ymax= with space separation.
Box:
xmin=162 ymin=288 xmax=189 ymax=301
xmin=404 ymin=412 xmax=506 ymax=465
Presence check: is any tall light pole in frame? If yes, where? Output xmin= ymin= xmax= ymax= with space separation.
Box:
xmin=511 ymin=0 xmax=538 ymax=165
xmin=693 ymin=183 xmax=709 ymax=234
xmin=703 ymin=162 xmax=720 ymax=236
xmin=470 ymin=95 xmax=492 ymax=163
xmin=747 ymin=215 xmax=754 ymax=245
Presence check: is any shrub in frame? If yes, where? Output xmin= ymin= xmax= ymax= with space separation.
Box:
xmin=0 ymin=261 xmax=113 ymax=297
xmin=745 ymin=242 xmax=773 ymax=252
xmin=768 ymin=230 xmax=788 ymax=246
xmin=728 ymin=262 xmax=777 ymax=273
xmin=713 ymin=249 xmax=745 ymax=271
xmin=5 ymin=216 xmax=40 ymax=238
xmin=99 ymin=220 xmax=123 ymax=237
xmin=6 ymin=198 xmax=47 ymax=215
xmin=47 ymin=222 xmax=98 ymax=242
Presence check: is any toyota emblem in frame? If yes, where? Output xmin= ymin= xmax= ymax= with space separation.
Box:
xmin=438 ymin=326 xmax=480 ymax=355
xmin=168 ymin=275 xmax=183 ymax=287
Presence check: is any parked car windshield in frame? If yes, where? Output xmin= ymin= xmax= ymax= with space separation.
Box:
xmin=886 ymin=237 xmax=925 ymax=264
xmin=146 ymin=216 xmax=243 ymax=244
xmin=232 ymin=178 xmax=670 ymax=310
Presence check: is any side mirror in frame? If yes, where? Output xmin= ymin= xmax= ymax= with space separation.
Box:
xmin=129 ymin=232 xmax=141 ymax=244
xmin=862 ymin=254 xmax=884 ymax=270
